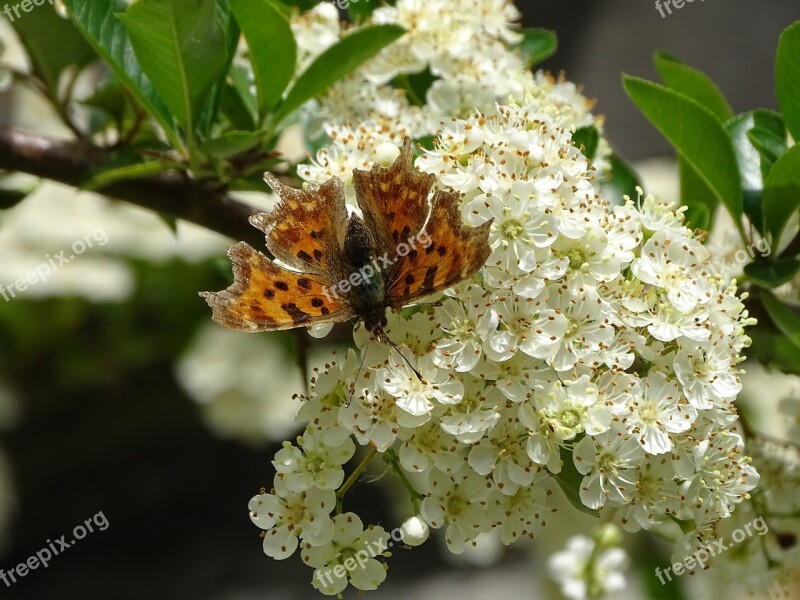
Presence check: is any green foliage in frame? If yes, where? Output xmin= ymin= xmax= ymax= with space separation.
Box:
xmin=118 ymin=0 xmax=230 ymax=134
xmin=762 ymin=144 xmax=800 ymax=249
xmin=229 ymin=0 xmax=297 ymax=115
xmin=601 ymin=154 xmax=641 ymax=207
xmin=744 ymin=257 xmax=800 ymax=289
xmin=555 ymin=446 xmax=600 ymax=518
xmin=653 ymin=52 xmax=733 ymax=122
xmin=273 ymin=24 xmax=406 ymax=125
xmin=572 ymin=126 xmax=599 ymax=162
xmin=623 ymin=75 xmax=744 ymax=233
xmin=761 ymin=292 xmax=800 ymax=350
xmin=515 ymin=28 xmax=558 ymax=67
xmin=11 ymin=3 xmax=95 ymax=94
xmin=776 ymin=22 xmax=800 ymax=143
xmin=64 ymin=0 xmax=176 ymax=141
xmin=626 ymin=21 xmax=800 ymax=378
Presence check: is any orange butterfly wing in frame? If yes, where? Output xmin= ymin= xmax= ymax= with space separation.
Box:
xmin=386 ymin=188 xmax=492 ymax=307
xmin=259 ymin=174 xmax=348 ymax=277
xmin=352 ymin=137 xmax=432 ymax=258
xmin=200 ymin=242 xmax=353 ymax=332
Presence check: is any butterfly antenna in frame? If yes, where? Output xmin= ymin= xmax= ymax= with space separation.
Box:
xmin=386 ymin=336 xmax=423 ymax=381
xmin=346 ymin=344 xmax=370 ymax=407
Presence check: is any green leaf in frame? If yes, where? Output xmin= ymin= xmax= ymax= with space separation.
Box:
xmin=82 ymin=162 xmax=176 ymax=191
xmin=196 ymin=0 xmax=242 ymax=137
xmin=226 ymin=64 xmax=259 ymax=129
xmin=415 ymin=135 xmax=437 ymax=152
xmin=348 ymin=0 xmax=378 ymax=19
xmin=229 ymin=0 xmax=296 ymax=115
xmin=395 ymin=69 xmax=437 ymax=107
xmin=274 ymin=24 xmax=406 ymax=125
xmin=201 ymin=131 xmax=263 ymax=160
xmin=725 ymin=112 xmax=773 ymax=234
xmin=747 ymin=126 xmax=788 ymax=167
xmin=64 ymin=0 xmax=175 ymax=140
xmin=274 ymin=0 xmax=319 ymax=9
xmin=11 ymin=4 xmax=96 ymax=93
xmin=118 ymin=0 xmax=229 ymax=131
xmin=744 ymin=257 xmax=800 ymax=289
xmin=572 ymin=126 xmax=599 ymax=162
xmin=679 ymin=157 xmax=715 ymax=232
xmin=623 ymin=75 xmax=743 ymax=230
xmin=654 ymin=52 xmax=733 ymax=122
xmin=515 ymin=28 xmax=558 ymax=67
xmin=762 ymin=144 xmax=800 ymax=248
xmin=761 ymin=292 xmax=800 ymax=350
xmin=600 ymin=154 xmax=641 ymax=207
xmin=748 ymin=329 xmax=800 ymax=376
xmin=776 ymin=22 xmax=800 ymax=143
xmin=554 ymin=446 xmax=600 ymax=518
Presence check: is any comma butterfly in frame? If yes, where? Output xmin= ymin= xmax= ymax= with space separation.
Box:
xmin=200 ymin=138 xmax=492 ymax=343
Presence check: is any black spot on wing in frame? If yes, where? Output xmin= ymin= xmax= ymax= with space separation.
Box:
xmin=275 ymin=281 xmax=289 ymax=291
xmin=422 ymin=266 xmax=438 ymax=291
xmin=297 ymin=277 xmax=312 ymax=289
xmin=282 ymin=302 xmax=312 ymax=324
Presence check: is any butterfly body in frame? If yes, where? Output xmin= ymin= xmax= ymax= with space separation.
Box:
xmin=339 ymin=214 xmax=389 ymax=336
xmin=201 ymin=138 xmax=492 ymax=339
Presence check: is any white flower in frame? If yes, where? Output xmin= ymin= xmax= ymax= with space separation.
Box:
xmin=550 ymin=226 xmax=621 ymax=285
xmin=574 ymin=426 xmax=646 ymax=509
xmin=398 ymin=420 xmax=469 ymax=475
xmin=433 ymin=285 xmax=498 ymax=372
xmin=549 ymin=534 xmax=628 ymax=600
xmin=547 ymin=285 xmax=615 ymax=371
xmin=675 ymin=430 xmax=760 ymax=521
xmin=273 ymin=428 xmax=355 ymax=492
xmin=622 ymin=370 xmax=697 ymax=455
xmin=632 ymin=229 xmax=711 ymax=312
xmin=491 ymin=476 xmax=549 ymax=544
xmin=674 ymin=340 xmax=742 ymax=409
xmin=378 ymin=354 xmax=464 ymax=417
xmin=468 ymin=417 xmax=536 ymax=495
xmin=420 ymin=469 xmax=498 ymax=554
xmin=486 ymin=291 xmax=568 ymax=362
xmin=249 ymin=478 xmax=336 ymax=559
xmin=438 ymin=379 xmax=502 ymax=443
xmin=302 ymin=513 xmax=389 ymax=595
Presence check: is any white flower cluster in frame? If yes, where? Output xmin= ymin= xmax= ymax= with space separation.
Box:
xmin=245 ymin=0 xmax=760 ymax=595
xmin=292 ymin=0 xmax=608 ymax=192
xmin=548 ymin=526 xmax=628 ymax=600
xmin=250 ymin=92 xmax=759 ymax=599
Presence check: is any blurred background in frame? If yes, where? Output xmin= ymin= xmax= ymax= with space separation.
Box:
xmin=0 ymin=1 xmax=799 ymax=599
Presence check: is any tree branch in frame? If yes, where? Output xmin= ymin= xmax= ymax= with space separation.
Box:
xmin=0 ymin=125 xmax=268 ymax=248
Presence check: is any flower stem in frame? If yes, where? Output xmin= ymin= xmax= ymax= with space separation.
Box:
xmin=383 ymin=449 xmax=425 ymax=514
xmin=336 ymin=447 xmax=378 ymax=513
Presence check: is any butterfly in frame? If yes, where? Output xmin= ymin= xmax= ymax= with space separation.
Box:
xmin=200 ymin=137 xmax=492 ymax=344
